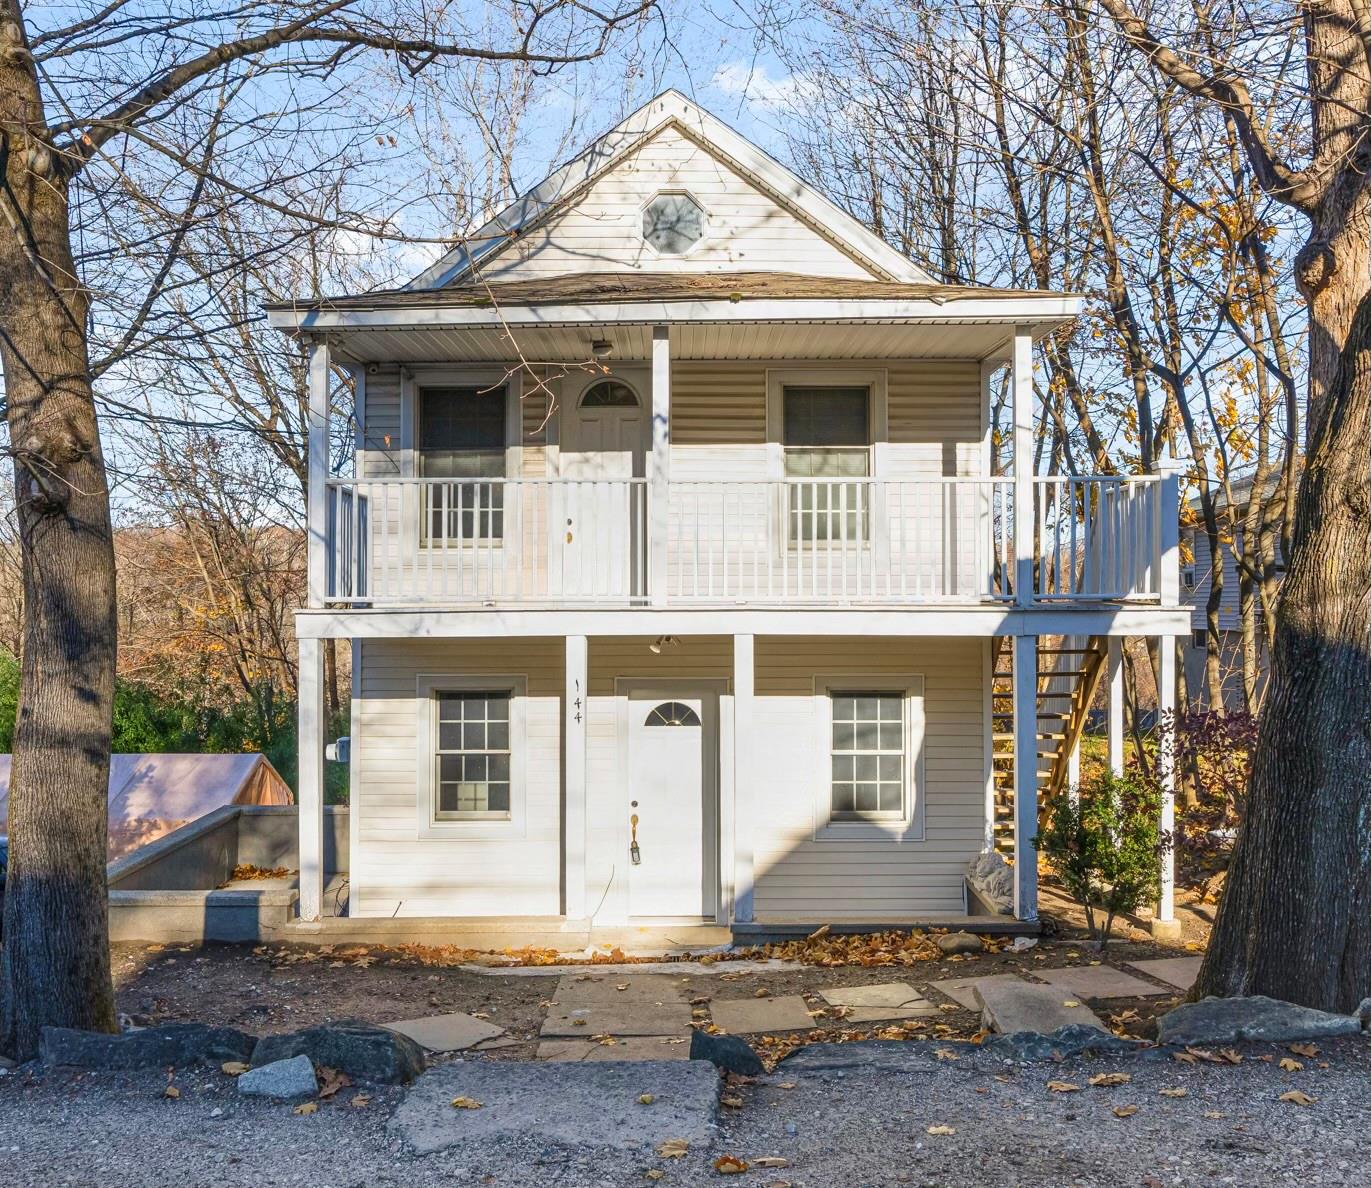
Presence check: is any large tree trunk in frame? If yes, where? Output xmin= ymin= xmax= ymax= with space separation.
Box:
xmin=0 ymin=4 xmax=119 ymax=1059
xmin=1193 ymin=287 xmax=1371 ymax=1012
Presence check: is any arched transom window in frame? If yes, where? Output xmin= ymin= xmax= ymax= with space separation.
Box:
xmin=644 ymin=701 xmax=701 ymax=727
xmin=580 ymin=380 xmax=640 ymax=408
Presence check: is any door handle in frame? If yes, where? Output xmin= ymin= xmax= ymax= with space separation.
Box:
xmin=630 ymin=811 xmax=641 ymax=865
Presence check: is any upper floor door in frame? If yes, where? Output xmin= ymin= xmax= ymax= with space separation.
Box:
xmin=560 ymin=372 xmax=648 ymax=479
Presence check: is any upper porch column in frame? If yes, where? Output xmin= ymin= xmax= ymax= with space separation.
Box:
xmin=306 ymin=338 xmax=331 ymax=608
xmin=649 ymin=325 xmax=671 ymax=606
xmin=1010 ymin=328 xmax=1034 ymax=607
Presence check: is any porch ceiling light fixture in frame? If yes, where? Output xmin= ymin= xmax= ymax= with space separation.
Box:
xmin=648 ymin=635 xmax=680 ymax=655
xmin=591 ymin=338 xmax=614 ymax=360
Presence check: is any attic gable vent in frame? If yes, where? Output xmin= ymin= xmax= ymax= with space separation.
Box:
xmin=642 ymin=191 xmax=705 ymax=255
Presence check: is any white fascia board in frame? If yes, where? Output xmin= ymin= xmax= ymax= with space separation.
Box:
xmin=405 ymin=89 xmax=935 ymax=290
xmin=295 ymin=602 xmax=1191 ymax=640
xmin=268 ymin=294 xmax=1084 ymax=334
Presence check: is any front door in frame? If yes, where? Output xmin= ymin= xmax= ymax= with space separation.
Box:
xmin=625 ymin=690 xmax=716 ymax=918
xmin=560 ymin=375 xmax=648 ymax=598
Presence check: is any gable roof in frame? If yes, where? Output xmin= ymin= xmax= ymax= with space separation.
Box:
xmin=406 ymin=89 xmax=936 ymax=290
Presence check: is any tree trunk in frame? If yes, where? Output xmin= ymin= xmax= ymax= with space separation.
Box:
xmin=0 ymin=5 xmax=119 ymax=1059
xmin=1193 ymin=287 xmax=1371 ymax=1012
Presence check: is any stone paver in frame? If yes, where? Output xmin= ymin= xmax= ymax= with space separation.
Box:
xmin=709 ymin=995 xmax=815 ymax=1035
xmin=926 ymin=973 xmax=1026 ymax=1011
xmin=540 ymin=1002 xmax=693 ymax=1038
xmin=553 ymin=972 xmax=691 ymax=1004
xmin=1031 ymin=965 xmax=1169 ymax=1000
xmin=382 ymin=1013 xmax=505 ymax=1053
xmin=1124 ymin=955 xmax=1204 ymax=990
xmin=819 ymin=982 xmax=940 ymax=1023
xmin=391 ymin=1059 xmax=720 ymax=1155
xmin=535 ymin=1036 xmax=692 ymax=1062
xmin=974 ymin=979 xmax=1107 ymax=1035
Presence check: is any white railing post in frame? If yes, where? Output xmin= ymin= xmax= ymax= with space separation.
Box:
xmin=1157 ymin=458 xmax=1183 ymax=604
xmin=297 ymin=634 xmax=325 ymax=922
xmin=1107 ymin=635 xmax=1125 ymax=777
xmin=306 ymin=339 xmax=331 ymax=606
xmin=650 ymin=325 xmax=671 ymax=606
xmin=1011 ymin=329 xmax=1034 ymax=605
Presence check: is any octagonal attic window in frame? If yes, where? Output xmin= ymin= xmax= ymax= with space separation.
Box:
xmin=642 ymin=192 xmax=705 ymax=255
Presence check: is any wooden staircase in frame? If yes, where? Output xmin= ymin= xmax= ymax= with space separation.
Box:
xmin=990 ymin=636 xmax=1109 ymax=853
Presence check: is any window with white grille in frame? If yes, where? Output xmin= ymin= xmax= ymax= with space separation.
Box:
xmin=434 ymin=690 xmax=511 ymax=818
xmin=829 ymin=691 xmax=905 ymax=819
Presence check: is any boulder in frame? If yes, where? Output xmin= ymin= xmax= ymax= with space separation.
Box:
xmin=1157 ymin=995 xmax=1363 ymax=1047
xmin=689 ymin=1028 xmax=764 ymax=1076
xmin=1356 ymin=997 xmax=1371 ymax=1031
xmin=40 ymin=1023 xmax=255 ymax=1071
xmin=237 ymin=1054 xmax=318 ymax=1100
xmin=966 ymin=850 xmax=1014 ymax=914
xmin=936 ymin=931 xmax=984 ymax=956
xmin=251 ymin=1019 xmax=425 ymax=1084
xmin=982 ymin=1024 xmax=1148 ymax=1063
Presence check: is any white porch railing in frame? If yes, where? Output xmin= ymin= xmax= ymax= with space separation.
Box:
xmin=322 ymin=473 xmax=1172 ymax=608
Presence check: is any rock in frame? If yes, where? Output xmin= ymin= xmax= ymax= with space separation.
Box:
xmin=1010 ymin=936 xmax=1038 ymax=953
xmin=936 ymin=931 xmax=984 ymax=955
xmin=974 ymin=979 xmax=1107 ymax=1035
xmin=250 ymin=1019 xmax=424 ymax=1084
xmin=1157 ymin=995 xmax=1364 ymax=1047
xmin=689 ymin=1028 xmax=764 ymax=1076
xmin=40 ymin=1023 xmax=255 ymax=1071
xmin=965 ymin=850 xmax=1014 ymax=914
xmin=237 ymin=1055 xmax=318 ymax=1100
xmin=1356 ymin=997 xmax=1371 ymax=1031
xmin=982 ymin=1024 xmax=1148 ymax=1063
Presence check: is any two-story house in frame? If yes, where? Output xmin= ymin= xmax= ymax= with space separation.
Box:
xmin=268 ymin=90 xmax=1188 ymax=942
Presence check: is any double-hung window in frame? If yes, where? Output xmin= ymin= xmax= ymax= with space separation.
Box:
xmin=782 ymin=385 xmax=871 ymax=543
xmin=419 ymin=385 xmax=506 ymax=542
xmin=434 ymin=690 xmax=511 ymax=818
xmin=829 ymin=690 xmax=905 ymax=820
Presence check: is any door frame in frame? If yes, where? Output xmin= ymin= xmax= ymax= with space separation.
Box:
xmin=614 ymin=677 xmax=727 ymax=924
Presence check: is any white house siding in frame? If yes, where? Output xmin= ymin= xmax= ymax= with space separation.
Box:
xmin=751 ymin=636 xmax=986 ymax=920
xmin=1185 ymin=527 xmax=1242 ymax=632
xmin=350 ymin=637 xmax=563 ymax=917
xmin=470 ymin=124 xmax=876 ymax=282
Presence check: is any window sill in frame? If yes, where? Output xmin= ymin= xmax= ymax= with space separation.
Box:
xmin=815 ymin=817 xmax=924 ymax=844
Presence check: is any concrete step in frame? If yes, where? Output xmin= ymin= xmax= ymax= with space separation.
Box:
xmin=974 ymin=978 xmax=1109 ymax=1035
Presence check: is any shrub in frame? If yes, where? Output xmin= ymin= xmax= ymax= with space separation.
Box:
xmin=1038 ymin=770 xmax=1168 ymax=947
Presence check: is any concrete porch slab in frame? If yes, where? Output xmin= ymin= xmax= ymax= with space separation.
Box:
xmin=553 ymin=973 xmax=692 ymax=1005
xmin=540 ymin=1002 xmax=694 ymax=1038
xmin=382 ymin=1013 xmax=505 ymax=1053
xmin=974 ymin=979 xmax=1108 ymax=1034
xmin=1124 ymin=956 xmax=1203 ymax=991
xmin=709 ymin=995 xmax=815 ymax=1035
xmin=536 ymin=1037 xmax=692 ymax=1062
xmin=1031 ymin=965 xmax=1169 ymax=1000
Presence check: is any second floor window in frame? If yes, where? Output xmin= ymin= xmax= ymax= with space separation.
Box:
xmin=420 ymin=385 xmax=506 ymax=542
xmin=782 ymin=385 xmax=871 ymax=543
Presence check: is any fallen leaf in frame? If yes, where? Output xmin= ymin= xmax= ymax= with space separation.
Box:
xmin=1202 ymin=1110 xmax=1226 ymax=1120
xmin=1218 ymin=1048 xmax=1244 ymax=1065
xmin=293 ymin=1101 xmax=317 ymax=1116
xmin=753 ymin=1156 xmax=789 ymax=1168
xmin=318 ymin=1067 xmax=352 ymax=1099
xmin=162 ymin=1085 xmax=180 ymax=1100
xmin=1046 ymin=1080 xmax=1080 ymax=1093
xmin=933 ymin=1048 xmax=959 ymax=1062
xmin=1112 ymin=1105 xmax=1139 ymax=1118
xmin=1279 ymin=1057 xmax=1303 ymax=1072
xmin=572 ymin=1018 xmax=588 ymax=1026
xmin=450 ymin=1096 xmax=483 ymax=1110
xmin=351 ymin=1094 xmax=370 ymax=1108
xmin=720 ymin=1093 xmax=744 ymax=1109
xmin=1158 ymin=1087 xmax=1188 ymax=1098
xmin=617 ymin=984 xmax=630 ymax=991
xmin=1172 ymin=1051 xmax=1198 ymax=1065
xmin=776 ymin=1082 xmax=797 ymax=1090
xmin=220 ymin=1061 xmax=249 ymax=1076
xmin=1062 ymin=1000 xmax=1081 ymax=1008
xmin=639 ymin=1094 xmax=656 ymax=1105
xmin=657 ymin=1139 xmax=689 ymax=1158
xmin=645 ymin=1172 xmax=665 ymax=1182
xmin=1288 ymin=1042 xmax=1319 ymax=1058
xmin=1279 ymin=1090 xmax=1316 ymax=1106
xmin=926 ymin=1124 xmax=956 ymax=1136
xmin=754 ymin=987 xmax=770 ymax=998
xmin=713 ymin=1156 xmax=749 ymax=1175
xmin=1088 ymin=1072 xmax=1131 ymax=1087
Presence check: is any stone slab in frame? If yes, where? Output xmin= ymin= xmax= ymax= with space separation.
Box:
xmin=391 ymin=1059 xmax=720 ymax=1155
xmin=1125 ymin=956 xmax=1204 ymax=991
xmin=238 ymin=1054 xmax=318 ymax=1100
xmin=926 ymin=973 xmax=1026 ymax=1011
xmin=383 ymin=1013 xmax=505 ymax=1053
xmin=554 ymin=972 xmax=691 ymax=1005
xmin=1157 ymin=995 xmax=1363 ymax=1047
xmin=709 ymin=995 xmax=815 ymax=1035
xmin=1031 ymin=965 xmax=1169 ymax=1000
xmin=536 ymin=1037 xmax=692 ymax=1062
xmin=540 ymin=1002 xmax=694 ymax=1038
xmin=818 ymin=982 xmax=940 ymax=1022
xmin=974 ymin=979 xmax=1108 ymax=1035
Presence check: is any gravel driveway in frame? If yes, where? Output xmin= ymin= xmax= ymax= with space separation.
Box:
xmin=2 ymin=1034 xmax=1367 ymax=1187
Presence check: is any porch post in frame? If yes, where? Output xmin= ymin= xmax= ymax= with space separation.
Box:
xmin=1107 ymin=635 xmax=1125 ymax=776
xmin=297 ymin=635 xmax=325 ymax=922
xmin=1067 ymin=738 xmax=1081 ymax=806
xmin=564 ymin=634 xmax=588 ymax=920
xmin=306 ymin=338 xmax=331 ymax=607
xmin=732 ymin=633 xmax=755 ymax=924
xmin=1012 ymin=633 xmax=1039 ymax=920
xmin=1154 ymin=635 xmax=1180 ymax=938
xmin=1010 ymin=328 xmax=1034 ymax=606
xmin=1157 ymin=458 xmax=1184 ymax=604
xmin=649 ymin=325 xmax=671 ymax=606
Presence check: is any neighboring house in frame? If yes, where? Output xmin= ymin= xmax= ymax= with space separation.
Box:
xmin=1182 ymin=472 xmax=1288 ymax=710
xmin=0 ymin=752 xmax=291 ymax=859
xmin=267 ymin=90 xmax=1186 ymax=934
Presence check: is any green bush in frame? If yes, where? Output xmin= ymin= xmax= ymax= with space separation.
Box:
xmin=1038 ymin=770 xmax=1167 ymax=946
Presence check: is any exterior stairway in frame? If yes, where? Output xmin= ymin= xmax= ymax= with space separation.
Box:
xmin=991 ymin=636 xmax=1108 ymax=854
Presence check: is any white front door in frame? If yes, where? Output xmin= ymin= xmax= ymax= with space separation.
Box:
xmin=626 ymin=691 xmax=715 ymax=918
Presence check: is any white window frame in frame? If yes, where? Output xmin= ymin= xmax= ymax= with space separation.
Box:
xmin=812 ymin=674 xmax=925 ymax=842
xmin=414 ymin=673 xmax=527 ymax=840
xmin=638 ymin=189 xmax=710 ymax=258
